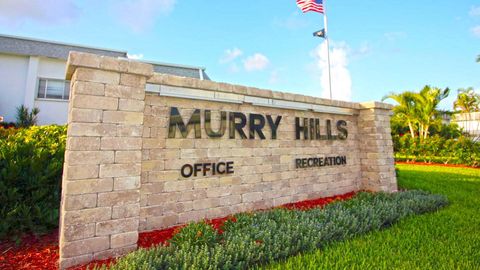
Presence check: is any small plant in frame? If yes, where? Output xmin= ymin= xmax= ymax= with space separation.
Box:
xmin=15 ymin=105 xmax=40 ymax=127
xmin=170 ymin=222 xmax=220 ymax=247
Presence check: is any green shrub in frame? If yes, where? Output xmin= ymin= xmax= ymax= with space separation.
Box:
xmin=0 ymin=125 xmax=66 ymax=239
xmin=393 ymin=135 xmax=480 ymax=167
xmin=96 ymin=191 xmax=448 ymax=270
xmin=170 ymin=222 xmax=220 ymax=247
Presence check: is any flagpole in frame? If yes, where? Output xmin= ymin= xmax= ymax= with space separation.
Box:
xmin=323 ymin=0 xmax=333 ymax=100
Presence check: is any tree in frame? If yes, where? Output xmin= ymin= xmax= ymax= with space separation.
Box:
xmin=454 ymin=88 xmax=480 ymax=140
xmin=477 ymin=55 xmax=480 ymax=63
xmin=15 ymin=105 xmax=40 ymax=127
xmin=454 ymin=87 xmax=480 ymax=113
xmin=383 ymin=86 xmax=449 ymax=139
xmin=415 ymin=86 xmax=450 ymax=139
xmin=382 ymin=91 xmax=419 ymax=138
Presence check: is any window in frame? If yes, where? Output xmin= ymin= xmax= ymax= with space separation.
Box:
xmin=37 ymin=79 xmax=70 ymax=100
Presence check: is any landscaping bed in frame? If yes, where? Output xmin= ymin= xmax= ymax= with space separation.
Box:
xmin=95 ymin=190 xmax=446 ymax=270
xmin=0 ymin=192 xmax=356 ymax=270
xmin=265 ymin=164 xmax=480 ymax=269
xmin=0 ymin=168 xmax=453 ymax=270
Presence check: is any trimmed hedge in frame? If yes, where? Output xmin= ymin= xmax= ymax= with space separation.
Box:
xmin=393 ymin=135 xmax=480 ymax=167
xmin=97 ymin=191 xmax=448 ymax=270
xmin=0 ymin=125 xmax=66 ymax=239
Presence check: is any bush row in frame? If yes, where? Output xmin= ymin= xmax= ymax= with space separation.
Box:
xmin=0 ymin=125 xmax=66 ymax=239
xmin=97 ymin=191 xmax=448 ymax=270
xmin=393 ymin=135 xmax=480 ymax=167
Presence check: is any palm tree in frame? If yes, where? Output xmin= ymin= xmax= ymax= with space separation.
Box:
xmin=454 ymin=87 xmax=480 ymax=113
xmin=415 ymin=86 xmax=450 ymax=139
xmin=454 ymin=88 xmax=480 ymax=138
xmin=382 ymin=91 xmax=419 ymax=138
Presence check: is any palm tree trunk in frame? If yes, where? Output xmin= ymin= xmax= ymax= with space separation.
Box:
xmin=408 ymin=121 xmax=415 ymax=138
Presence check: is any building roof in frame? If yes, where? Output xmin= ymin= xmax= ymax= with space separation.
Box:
xmin=0 ymin=34 xmax=210 ymax=80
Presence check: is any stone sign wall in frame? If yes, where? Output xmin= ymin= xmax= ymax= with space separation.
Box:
xmin=59 ymin=52 xmax=397 ymax=268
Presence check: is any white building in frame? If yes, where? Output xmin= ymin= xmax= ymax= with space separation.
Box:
xmin=0 ymin=34 xmax=209 ymax=125
xmin=453 ymin=112 xmax=480 ymax=140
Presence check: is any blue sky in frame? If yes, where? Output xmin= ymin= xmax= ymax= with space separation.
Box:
xmin=1 ymin=0 xmax=479 ymax=110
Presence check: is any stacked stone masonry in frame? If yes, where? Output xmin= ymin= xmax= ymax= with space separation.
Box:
xmin=59 ymin=52 xmax=397 ymax=269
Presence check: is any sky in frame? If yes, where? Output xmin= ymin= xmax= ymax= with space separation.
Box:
xmin=0 ymin=0 xmax=479 ymax=110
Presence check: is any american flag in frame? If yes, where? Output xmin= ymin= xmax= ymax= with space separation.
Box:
xmin=296 ymin=0 xmax=324 ymax=14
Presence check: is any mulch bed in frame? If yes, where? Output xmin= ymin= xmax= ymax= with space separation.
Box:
xmin=0 ymin=192 xmax=356 ymax=270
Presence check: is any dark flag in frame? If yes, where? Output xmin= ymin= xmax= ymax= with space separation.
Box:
xmin=313 ymin=29 xmax=326 ymax=38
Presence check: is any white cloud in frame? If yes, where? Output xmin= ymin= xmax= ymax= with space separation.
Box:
xmin=243 ymin=53 xmax=270 ymax=72
xmin=114 ymin=0 xmax=176 ymax=32
xmin=384 ymin=31 xmax=407 ymax=42
xmin=471 ymin=26 xmax=480 ymax=38
xmin=312 ymin=41 xmax=352 ymax=101
xmin=220 ymin=48 xmax=243 ymax=64
xmin=470 ymin=6 xmax=480 ymax=17
xmin=273 ymin=12 xmax=308 ymax=30
xmin=269 ymin=69 xmax=280 ymax=84
xmin=0 ymin=0 xmax=79 ymax=27
xmin=127 ymin=53 xmax=144 ymax=60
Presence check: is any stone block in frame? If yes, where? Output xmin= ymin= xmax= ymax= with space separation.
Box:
xmin=120 ymin=73 xmax=147 ymax=87
xmin=65 ymin=164 xmax=99 ymax=180
xmin=144 ymin=215 xmax=178 ymax=231
xmin=62 ymin=223 xmax=95 ymax=242
xmin=67 ymin=137 xmax=101 ymax=151
xmin=59 ymin=254 xmax=93 ymax=270
xmin=68 ymin=52 xmax=101 ymax=69
xmin=119 ymin=99 xmax=145 ymax=112
xmin=97 ymin=190 xmax=140 ymax=207
xmin=73 ymin=68 xmax=120 ymax=85
xmin=99 ymin=163 xmax=141 ymax=178
xmin=73 ymin=81 xmax=105 ymax=96
xmin=68 ymin=123 xmax=117 ymax=137
xmin=64 ymin=194 xmax=97 ymax=211
xmin=117 ymin=125 xmax=144 ymax=137
xmin=114 ymin=176 xmax=141 ymax=191
xmin=63 ymin=207 xmax=112 ymax=225
xmin=93 ymin=245 xmax=137 ymax=261
xmin=242 ymin=192 xmax=263 ymax=203
xmin=115 ymin=151 xmax=142 ymax=164
xmin=95 ymin=218 xmax=138 ymax=236
xmin=101 ymin=137 xmax=142 ymax=150
xmin=111 ymin=231 xmax=138 ymax=249
xmin=66 ymin=151 xmax=114 ymax=165
xmin=164 ymin=180 xmax=193 ymax=192
xmin=105 ymin=85 xmax=145 ymax=100
xmin=103 ymin=111 xmax=144 ymax=125
xmin=64 ymin=178 xmax=113 ymax=195
xmin=127 ymin=60 xmax=154 ymax=76
xmin=112 ymin=204 xmax=140 ymax=219
xmin=61 ymin=236 xmax=110 ymax=258
xmin=72 ymin=94 xmax=118 ymax=111
xmin=70 ymin=108 xmax=103 ymax=123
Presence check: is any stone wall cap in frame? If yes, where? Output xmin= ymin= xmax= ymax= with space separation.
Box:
xmin=359 ymin=101 xmax=394 ymax=110
xmin=66 ymin=51 xmax=154 ymax=80
xmin=148 ymin=73 xmax=363 ymax=109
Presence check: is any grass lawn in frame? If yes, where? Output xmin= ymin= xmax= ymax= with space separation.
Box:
xmin=264 ymin=164 xmax=480 ymax=270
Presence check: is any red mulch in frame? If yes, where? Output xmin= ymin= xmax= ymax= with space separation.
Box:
xmin=0 ymin=232 xmax=59 ymax=270
xmin=0 ymin=192 xmax=356 ymax=270
xmin=395 ymin=161 xmax=479 ymax=169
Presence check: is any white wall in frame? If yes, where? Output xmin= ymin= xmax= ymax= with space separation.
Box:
xmin=0 ymin=53 xmax=29 ymax=122
xmin=34 ymin=99 xmax=69 ymax=125
xmin=35 ymin=57 xmax=69 ymax=125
